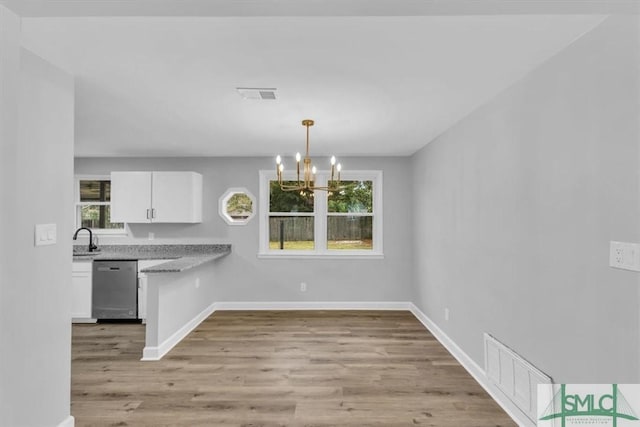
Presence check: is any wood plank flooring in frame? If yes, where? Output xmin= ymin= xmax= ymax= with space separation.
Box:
xmin=71 ymin=311 xmax=517 ymax=426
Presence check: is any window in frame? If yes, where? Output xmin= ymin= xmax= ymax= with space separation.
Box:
xmin=218 ymin=187 xmax=257 ymax=225
xmin=259 ymin=170 xmax=382 ymax=258
xmin=74 ymin=176 xmax=125 ymax=234
xmin=268 ymin=181 xmax=315 ymax=250
xmin=327 ymin=180 xmax=374 ymax=250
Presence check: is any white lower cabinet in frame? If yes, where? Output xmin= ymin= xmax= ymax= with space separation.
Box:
xmin=137 ymin=273 xmax=147 ymax=322
xmin=71 ymin=261 xmax=93 ymax=321
xmin=137 ymin=259 xmax=169 ymax=322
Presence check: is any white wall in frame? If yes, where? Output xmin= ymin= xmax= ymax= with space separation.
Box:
xmin=0 ymin=8 xmax=21 ymax=424
xmin=144 ymin=261 xmax=218 ymax=357
xmin=0 ymin=6 xmax=75 ymax=426
xmin=412 ymin=15 xmax=640 ymax=383
xmin=74 ymin=156 xmax=414 ymax=303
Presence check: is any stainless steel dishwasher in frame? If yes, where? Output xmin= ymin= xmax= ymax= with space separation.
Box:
xmin=92 ymin=260 xmax=138 ymax=320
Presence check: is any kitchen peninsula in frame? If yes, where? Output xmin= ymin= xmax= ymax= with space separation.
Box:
xmin=73 ymin=244 xmax=231 ymax=360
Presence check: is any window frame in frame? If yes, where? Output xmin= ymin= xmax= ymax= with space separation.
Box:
xmin=258 ymin=170 xmax=383 ymax=259
xmin=74 ymin=175 xmax=127 ymax=235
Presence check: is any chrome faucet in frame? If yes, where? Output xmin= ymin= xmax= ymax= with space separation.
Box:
xmin=73 ymin=227 xmax=98 ymax=252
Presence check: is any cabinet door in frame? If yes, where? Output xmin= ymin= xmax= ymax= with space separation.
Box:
xmin=137 ymin=260 xmax=169 ymax=322
xmin=137 ymin=274 xmax=147 ymax=321
xmin=111 ymin=171 xmax=152 ymax=223
xmin=152 ymin=172 xmax=202 ymax=223
xmin=71 ymin=262 xmax=92 ymax=320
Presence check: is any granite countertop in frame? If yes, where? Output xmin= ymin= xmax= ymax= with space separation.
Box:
xmin=72 ymin=244 xmax=231 ymax=273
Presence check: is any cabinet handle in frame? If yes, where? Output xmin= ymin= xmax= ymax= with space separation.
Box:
xmin=151 ymin=209 xmax=156 ymax=219
xmin=146 ymin=209 xmax=150 ymax=219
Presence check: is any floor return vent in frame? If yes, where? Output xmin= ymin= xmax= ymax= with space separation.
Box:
xmin=484 ymin=333 xmax=552 ymax=423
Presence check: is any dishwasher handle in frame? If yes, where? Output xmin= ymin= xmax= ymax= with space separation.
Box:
xmin=96 ymin=266 xmax=121 ymax=272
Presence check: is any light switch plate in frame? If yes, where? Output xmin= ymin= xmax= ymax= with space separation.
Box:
xmin=34 ymin=223 xmax=57 ymax=246
xmin=609 ymin=241 xmax=640 ymax=271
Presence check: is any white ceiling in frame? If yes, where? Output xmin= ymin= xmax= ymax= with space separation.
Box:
xmin=19 ymin=12 xmax=606 ymax=157
xmin=5 ymin=0 xmax=637 ymax=17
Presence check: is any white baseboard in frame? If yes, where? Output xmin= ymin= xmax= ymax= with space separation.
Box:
xmin=71 ymin=318 xmax=97 ymax=324
xmin=57 ymin=415 xmax=74 ymax=427
xmin=141 ymin=302 xmax=216 ymax=361
xmin=213 ymin=301 xmax=412 ymax=310
xmin=408 ymin=303 xmax=533 ymax=427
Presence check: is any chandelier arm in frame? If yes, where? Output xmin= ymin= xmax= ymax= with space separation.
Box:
xmin=279 ymin=185 xmax=303 ymax=191
xmin=278 ymin=184 xmax=345 ymax=192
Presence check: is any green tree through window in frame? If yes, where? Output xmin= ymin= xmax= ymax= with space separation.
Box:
xmin=328 ymin=180 xmax=373 ymax=213
xmin=226 ymin=193 xmax=253 ymax=219
xmin=269 ymin=181 xmax=314 ymax=213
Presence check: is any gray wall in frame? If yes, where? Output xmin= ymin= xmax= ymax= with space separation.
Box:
xmin=0 ymin=6 xmax=75 ymax=425
xmin=146 ymin=261 xmax=218 ymax=351
xmin=75 ymin=156 xmax=414 ymax=303
xmin=412 ymin=15 xmax=640 ymax=383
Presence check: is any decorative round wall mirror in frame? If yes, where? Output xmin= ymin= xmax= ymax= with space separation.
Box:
xmin=219 ymin=188 xmax=256 ymax=225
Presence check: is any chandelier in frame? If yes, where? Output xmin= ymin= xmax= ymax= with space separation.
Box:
xmin=275 ymin=119 xmax=342 ymax=193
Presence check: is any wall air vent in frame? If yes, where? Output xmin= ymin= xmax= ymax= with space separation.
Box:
xmin=236 ymin=87 xmax=277 ymax=100
xmin=484 ymin=333 xmax=552 ymax=424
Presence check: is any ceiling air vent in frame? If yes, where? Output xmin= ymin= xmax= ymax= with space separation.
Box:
xmin=236 ymin=87 xmax=277 ymax=100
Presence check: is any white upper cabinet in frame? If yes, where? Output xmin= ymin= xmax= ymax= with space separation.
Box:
xmin=111 ymin=171 xmax=203 ymax=223
xmin=111 ymin=172 xmax=152 ymax=223
xmin=152 ymin=172 xmax=202 ymax=223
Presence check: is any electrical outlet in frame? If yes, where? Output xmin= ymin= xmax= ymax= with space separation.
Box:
xmin=300 ymin=282 xmax=307 ymax=292
xmin=614 ymin=247 xmax=624 ymax=264
xmin=444 ymin=308 xmax=450 ymax=321
xmin=148 ymin=232 xmax=155 ymax=240
xmin=610 ymin=241 xmax=640 ymax=271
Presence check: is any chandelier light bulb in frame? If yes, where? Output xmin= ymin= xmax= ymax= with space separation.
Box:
xmin=330 ymin=156 xmax=336 ymax=165
xmin=296 ymin=152 xmax=301 ymax=162
xmin=337 ymin=163 xmax=342 ymax=172
xmin=312 ymin=166 xmax=317 ymax=175
xmin=276 ymin=155 xmax=281 ymax=165
xmin=279 ymin=164 xmax=284 ymax=172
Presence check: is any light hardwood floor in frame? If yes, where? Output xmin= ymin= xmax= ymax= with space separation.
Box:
xmin=71 ymin=310 xmax=517 ymax=426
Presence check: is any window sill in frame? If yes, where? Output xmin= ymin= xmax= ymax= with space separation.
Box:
xmin=257 ymin=252 xmax=384 ymax=260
